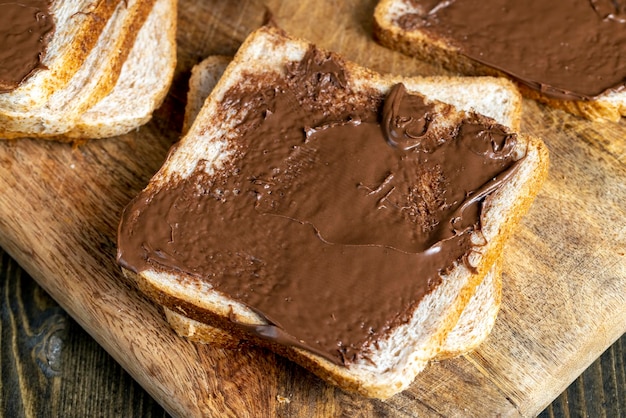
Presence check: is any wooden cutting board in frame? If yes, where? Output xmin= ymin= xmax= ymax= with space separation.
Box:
xmin=0 ymin=0 xmax=624 ymax=416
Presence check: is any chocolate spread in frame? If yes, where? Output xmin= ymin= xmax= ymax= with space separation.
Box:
xmin=0 ymin=0 xmax=55 ymax=93
xmin=117 ymin=47 xmax=521 ymax=365
xmin=396 ymin=0 xmax=626 ymax=100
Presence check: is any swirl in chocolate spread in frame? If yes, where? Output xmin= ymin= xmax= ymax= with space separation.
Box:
xmin=397 ymin=0 xmax=626 ymax=100
xmin=590 ymin=0 xmax=626 ymax=22
xmin=117 ymin=47 xmax=521 ymax=366
xmin=382 ymin=82 xmax=434 ymax=151
xmin=0 ymin=0 xmax=55 ymax=93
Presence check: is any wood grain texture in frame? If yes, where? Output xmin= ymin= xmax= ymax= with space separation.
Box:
xmin=0 ymin=249 xmax=170 ymax=418
xmin=0 ymin=0 xmax=624 ymax=416
xmin=2 ymin=249 xmax=624 ymax=417
xmin=540 ymin=335 xmax=625 ymax=418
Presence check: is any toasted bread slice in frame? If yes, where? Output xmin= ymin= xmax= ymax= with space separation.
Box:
xmin=0 ymin=0 xmax=175 ymax=140
xmin=118 ymin=26 xmax=548 ymax=399
xmin=170 ymin=55 xmax=504 ymax=358
xmin=373 ymin=0 xmax=626 ymax=122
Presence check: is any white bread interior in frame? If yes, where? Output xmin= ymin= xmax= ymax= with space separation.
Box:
xmin=437 ymin=259 xmax=502 ymax=359
xmin=182 ymin=55 xmax=233 ymax=135
xmin=68 ymin=0 xmax=177 ymax=139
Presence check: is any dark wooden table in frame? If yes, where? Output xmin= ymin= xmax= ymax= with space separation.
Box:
xmin=1 ymin=247 xmax=624 ymax=417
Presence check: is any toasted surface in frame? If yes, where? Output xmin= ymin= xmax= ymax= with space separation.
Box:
xmin=119 ymin=26 xmax=548 ymax=399
xmin=373 ymin=0 xmax=626 ymax=122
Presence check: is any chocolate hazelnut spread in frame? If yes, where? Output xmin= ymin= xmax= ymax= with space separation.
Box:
xmin=396 ymin=0 xmax=626 ymax=100
xmin=0 ymin=0 xmax=54 ymax=93
xmin=117 ymin=47 xmax=521 ymax=365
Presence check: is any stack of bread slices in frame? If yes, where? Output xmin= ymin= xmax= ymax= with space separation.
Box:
xmin=117 ymin=26 xmax=549 ymax=399
xmin=0 ymin=0 xmax=177 ymax=141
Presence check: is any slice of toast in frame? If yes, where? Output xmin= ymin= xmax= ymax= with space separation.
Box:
xmin=373 ymin=0 xmax=626 ymax=122
xmin=118 ymin=26 xmax=549 ymax=399
xmin=0 ymin=0 xmax=175 ymax=140
xmin=172 ymin=54 xmax=504 ymax=359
